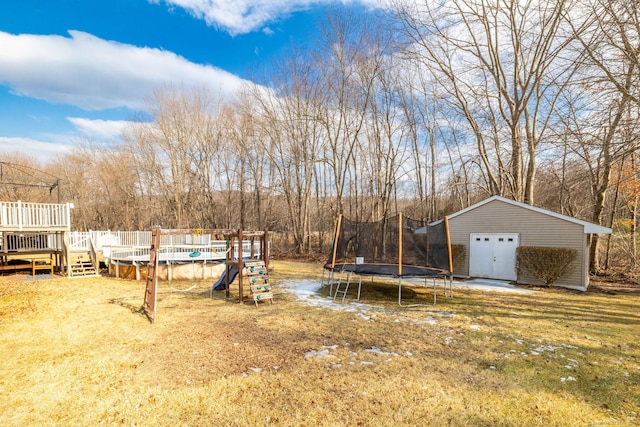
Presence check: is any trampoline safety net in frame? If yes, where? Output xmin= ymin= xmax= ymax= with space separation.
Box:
xmin=326 ymin=214 xmax=451 ymax=274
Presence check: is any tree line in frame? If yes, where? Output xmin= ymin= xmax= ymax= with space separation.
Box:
xmin=2 ymin=0 xmax=639 ymax=272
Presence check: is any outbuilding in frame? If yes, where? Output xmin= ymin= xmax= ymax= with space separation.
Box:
xmin=446 ymin=196 xmax=612 ymax=291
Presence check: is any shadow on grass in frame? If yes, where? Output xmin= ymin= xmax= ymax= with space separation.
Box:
xmin=108 ymin=297 xmax=146 ymax=316
xmin=458 ymin=291 xmax=640 ymax=326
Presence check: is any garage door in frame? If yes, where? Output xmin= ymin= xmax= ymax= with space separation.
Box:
xmin=469 ymin=233 xmax=519 ymax=281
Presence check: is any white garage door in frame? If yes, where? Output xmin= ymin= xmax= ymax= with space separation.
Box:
xmin=469 ymin=233 xmax=519 ymax=281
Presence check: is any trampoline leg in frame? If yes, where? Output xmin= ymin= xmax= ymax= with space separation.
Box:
xmin=356 ymin=275 xmax=362 ymax=301
xmin=443 ymin=274 xmax=453 ymax=299
xmin=398 ymin=277 xmax=437 ymax=307
xmin=449 ymin=274 xmax=454 ymax=298
xmin=432 ymin=277 xmax=437 ymax=305
xmin=327 ymin=270 xmax=334 ymax=297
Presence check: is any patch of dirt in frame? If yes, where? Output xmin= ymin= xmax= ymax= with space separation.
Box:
xmin=134 ymin=312 xmax=310 ymax=386
xmin=589 ymin=271 xmax=640 ymax=293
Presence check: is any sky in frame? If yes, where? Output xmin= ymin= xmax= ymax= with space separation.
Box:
xmin=0 ymin=0 xmax=385 ymax=163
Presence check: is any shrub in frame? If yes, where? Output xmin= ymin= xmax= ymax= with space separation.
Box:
xmin=516 ymin=246 xmax=577 ymax=287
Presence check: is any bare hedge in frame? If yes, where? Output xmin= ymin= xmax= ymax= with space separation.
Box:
xmin=516 ymin=246 xmax=577 ymax=287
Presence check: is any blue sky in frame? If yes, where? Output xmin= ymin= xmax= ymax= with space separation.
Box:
xmin=0 ymin=0 xmax=383 ymax=163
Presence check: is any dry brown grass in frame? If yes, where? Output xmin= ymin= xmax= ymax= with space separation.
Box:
xmin=0 ymin=262 xmax=638 ymax=426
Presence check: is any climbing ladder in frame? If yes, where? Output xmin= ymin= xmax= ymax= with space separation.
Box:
xmin=331 ymin=268 xmax=362 ymax=303
xmin=246 ymin=260 xmax=272 ymax=306
xmin=142 ymin=229 xmax=160 ymax=323
xmin=224 ymin=229 xmax=272 ymax=306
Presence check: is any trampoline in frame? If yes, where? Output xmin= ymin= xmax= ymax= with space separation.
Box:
xmin=323 ymin=213 xmax=454 ymax=306
xmin=324 ymin=263 xmax=446 ymax=277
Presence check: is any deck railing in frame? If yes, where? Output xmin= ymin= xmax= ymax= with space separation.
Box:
xmin=68 ymin=231 xmax=216 ymax=251
xmin=0 ymin=232 xmax=63 ymax=252
xmin=1 ymin=219 xmax=266 ymax=264
xmin=0 ymin=201 xmax=72 ymax=231
xmin=105 ymin=240 xmax=264 ymax=263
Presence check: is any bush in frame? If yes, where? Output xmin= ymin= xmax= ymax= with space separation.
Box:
xmin=516 ymin=246 xmax=577 ymax=287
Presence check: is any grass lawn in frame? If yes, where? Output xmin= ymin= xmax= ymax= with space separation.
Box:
xmin=0 ymin=260 xmax=638 ymax=426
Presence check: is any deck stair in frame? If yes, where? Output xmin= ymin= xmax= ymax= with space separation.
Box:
xmin=64 ymin=233 xmax=100 ymax=278
xmin=69 ymin=255 xmax=98 ymax=277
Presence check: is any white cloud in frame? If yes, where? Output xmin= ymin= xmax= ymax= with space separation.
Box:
xmin=151 ymin=0 xmax=389 ymax=35
xmin=67 ymin=117 xmax=132 ymax=141
xmin=0 ymin=137 xmax=73 ymax=162
xmin=0 ymin=30 xmax=249 ymax=111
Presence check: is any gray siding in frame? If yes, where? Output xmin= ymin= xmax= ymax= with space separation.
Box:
xmin=448 ymin=199 xmax=586 ymax=288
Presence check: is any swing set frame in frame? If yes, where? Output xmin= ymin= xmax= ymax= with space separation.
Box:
xmin=142 ymin=228 xmax=270 ymax=323
xmin=142 ymin=228 xmax=229 ymax=323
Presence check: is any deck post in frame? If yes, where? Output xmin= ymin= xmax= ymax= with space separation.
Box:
xmin=65 ymin=203 xmax=72 ymax=231
xmin=17 ymin=201 xmax=23 ymax=231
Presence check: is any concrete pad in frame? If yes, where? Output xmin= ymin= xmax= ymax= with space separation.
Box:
xmin=453 ymin=278 xmax=536 ymax=294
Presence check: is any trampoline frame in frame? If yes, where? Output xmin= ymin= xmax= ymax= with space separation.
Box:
xmin=324 ymin=263 xmax=452 ymax=306
xmin=323 ymin=213 xmax=455 ymax=306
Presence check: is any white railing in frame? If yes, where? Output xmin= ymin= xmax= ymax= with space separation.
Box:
xmin=0 ymin=201 xmax=71 ymax=231
xmin=106 ymin=240 xmax=262 ymax=264
xmin=2 ymin=225 xmax=267 ymax=264
xmin=0 ymin=232 xmax=62 ymax=252
xmin=68 ymin=231 xmax=219 ymax=252
xmin=67 ymin=231 xmax=92 ymax=251
xmin=99 ymin=231 xmax=151 ymax=247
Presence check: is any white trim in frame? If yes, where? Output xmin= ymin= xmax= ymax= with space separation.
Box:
xmin=446 ymin=196 xmax=612 ymax=235
xmin=556 ymin=284 xmax=588 ymax=292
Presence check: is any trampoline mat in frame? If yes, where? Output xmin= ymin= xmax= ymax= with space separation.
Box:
xmin=324 ymin=263 xmax=447 ymax=277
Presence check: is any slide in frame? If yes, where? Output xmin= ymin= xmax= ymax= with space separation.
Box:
xmin=212 ymin=265 xmax=239 ymax=291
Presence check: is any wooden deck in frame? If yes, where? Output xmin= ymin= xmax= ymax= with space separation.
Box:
xmin=0 ymin=201 xmax=71 ymax=232
xmin=0 ymin=201 xmax=71 ymax=275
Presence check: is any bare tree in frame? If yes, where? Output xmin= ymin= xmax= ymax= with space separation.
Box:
xmin=0 ymin=154 xmax=56 ymax=203
xmin=571 ymin=0 xmax=640 ymax=107
xmin=394 ymin=0 xmax=576 ymax=204
xmin=313 ymin=12 xmax=375 ymax=219
xmin=552 ymin=79 xmax=638 ymax=270
xmin=123 ymin=86 xmax=222 ymax=229
xmin=398 ymin=65 xmax=454 ymax=220
xmin=353 ymin=17 xmax=413 ymax=221
xmin=247 ymin=47 xmax=324 ymax=253
xmin=561 ymin=0 xmax=640 ymax=269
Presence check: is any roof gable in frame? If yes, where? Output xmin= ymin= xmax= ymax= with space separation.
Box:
xmin=448 ymin=196 xmax=612 ymax=234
